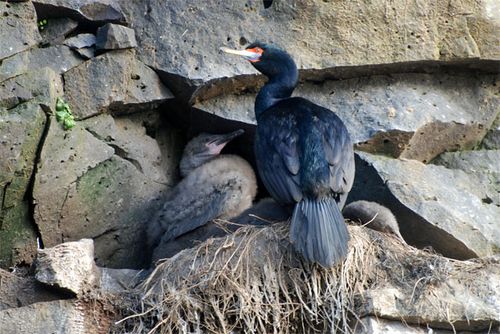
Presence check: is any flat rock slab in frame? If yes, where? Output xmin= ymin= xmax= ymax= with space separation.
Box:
xmin=33 ymin=116 xmax=173 ymax=268
xmin=121 ymin=0 xmax=500 ymax=102
xmin=96 ymin=23 xmax=137 ymax=50
xmin=0 ymin=299 xmax=107 ymax=333
xmin=197 ymin=73 xmax=498 ymax=162
xmin=433 ymin=149 xmax=500 ymax=206
xmin=0 ymin=67 xmax=63 ymax=110
xmin=352 ymin=152 xmax=500 ymax=259
xmin=353 ymin=317 xmax=452 ymax=334
xmin=35 ymin=239 xmax=97 ymax=295
xmin=33 ymin=0 xmax=126 ymax=24
xmin=0 ymin=45 xmax=84 ymax=82
xmin=63 ymin=50 xmax=173 ymax=119
xmin=0 ymin=1 xmax=41 ymax=61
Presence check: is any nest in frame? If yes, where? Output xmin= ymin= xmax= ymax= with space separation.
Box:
xmin=114 ymin=222 xmax=491 ymax=334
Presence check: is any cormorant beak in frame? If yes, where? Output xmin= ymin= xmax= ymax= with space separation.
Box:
xmin=221 ymin=47 xmax=263 ymax=63
xmin=207 ymin=129 xmax=245 ymax=154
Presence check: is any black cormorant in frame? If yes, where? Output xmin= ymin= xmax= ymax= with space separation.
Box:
xmin=222 ymin=43 xmax=355 ymax=267
xmin=147 ymin=130 xmax=257 ymax=262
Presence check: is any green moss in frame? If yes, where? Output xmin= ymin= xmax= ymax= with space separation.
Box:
xmin=0 ymin=202 xmax=37 ymax=268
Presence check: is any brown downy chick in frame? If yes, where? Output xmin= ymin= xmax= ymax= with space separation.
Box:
xmin=147 ymin=130 xmax=257 ymax=262
xmin=343 ymin=200 xmax=406 ymax=243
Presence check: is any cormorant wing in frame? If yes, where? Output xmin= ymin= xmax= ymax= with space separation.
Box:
xmin=315 ymin=107 xmax=355 ymax=197
xmin=148 ymin=181 xmax=228 ymax=246
xmin=255 ymin=112 xmax=303 ymax=204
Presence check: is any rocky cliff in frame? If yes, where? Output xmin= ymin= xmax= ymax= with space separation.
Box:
xmin=0 ymin=0 xmax=498 ymax=333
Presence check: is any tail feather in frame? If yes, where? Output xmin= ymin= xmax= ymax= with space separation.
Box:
xmin=290 ymin=197 xmax=349 ymax=267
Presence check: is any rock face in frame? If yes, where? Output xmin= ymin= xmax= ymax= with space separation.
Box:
xmin=0 ymin=45 xmax=84 ymax=82
xmin=63 ymin=50 xmax=174 ymax=119
xmin=33 ymin=113 xmax=179 ymax=268
xmin=196 ymin=73 xmax=499 ymax=163
xmin=96 ymin=23 xmax=137 ymax=50
xmin=350 ymin=152 xmax=500 ymax=260
xmin=0 ymin=299 xmax=107 ymax=334
xmin=0 ymin=1 xmax=41 ymax=61
xmin=121 ymin=0 xmax=500 ymax=102
xmin=0 ymin=103 xmax=47 ymax=267
xmin=33 ymin=0 xmax=126 ymax=24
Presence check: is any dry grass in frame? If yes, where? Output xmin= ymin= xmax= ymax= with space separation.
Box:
xmin=112 ymin=222 xmax=497 ymax=334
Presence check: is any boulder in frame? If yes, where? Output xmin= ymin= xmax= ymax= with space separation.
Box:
xmin=40 ymin=17 xmax=78 ymax=46
xmin=63 ymin=33 xmax=96 ymax=49
xmin=63 ymin=50 xmax=174 ymax=119
xmin=35 ymin=239 xmax=98 ymax=295
xmin=120 ymin=0 xmax=500 ymax=102
xmin=353 ymin=317 xmax=451 ymax=334
xmin=195 ymin=73 xmax=499 ymax=163
xmin=432 ymin=150 xmax=499 ymax=206
xmin=0 ymin=299 xmax=108 ymax=333
xmin=0 ymin=1 xmax=41 ymax=61
xmin=96 ymin=23 xmax=137 ymax=50
xmin=0 ymin=103 xmax=47 ymax=268
xmin=33 ymin=113 xmax=179 ymax=268
xmin=33 ymin=0 xmax=126 ymax=24
xmin=350 ymin=152 xmax=500 ymax=260
xmin=0 ymin=45 xmax=84 ymax=82
xmin=0 ymin=269 xmax=60 ymax=311
xmin=0 ymin=67 xmax=63 ymax=111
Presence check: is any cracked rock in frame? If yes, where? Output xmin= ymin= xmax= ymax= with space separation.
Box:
xmin=96 ymin=23 xmax=137 ymax=50
xmin=63 ymin=50 xmax=174 ymax=119
xmin=0 ymin=1 xmax=41 ymax=61
xmin=40 ymin=17 xmax=78 ymax=46
xmin=0 ymin=45 xmax=84 ymax=82
xmin=0 ymin=103 xmax=47 ymax=268
xmin=350 ymin=152 xmax=500 ymax=260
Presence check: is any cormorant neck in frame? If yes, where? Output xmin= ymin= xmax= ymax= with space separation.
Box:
xmin=255 ymin=68 xmax=298 ymax=119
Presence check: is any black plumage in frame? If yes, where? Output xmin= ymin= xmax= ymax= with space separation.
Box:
xmin=223 ymin=42 xmax=355 ymax=267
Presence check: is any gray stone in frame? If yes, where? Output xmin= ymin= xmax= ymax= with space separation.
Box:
xmin=0 ymin=103 xmax=46 ymax=268
xmin=81 ymin=113 xmax=174 ymax=185
xmin=64 ymin=33 xmax=96 ymax=49
xmin=96 ymin=23 xmax=137 ymax=50
xmin=482 ymin=112 xmax=500 ymax=149
xmin=0 ymin=67 xmax=63 ymax=111
xmin=351 ymin=152 xmax=500 ymax=260
xmin=33 ymin=120 xmax=115 ymax=248
xmin=359 ymin=256 xmax=500 ymax=331
xmin=0 ymin=45 xmax=84 ymax=82
xmin=40 ymin=17 xmax=78 ymax=46
xmin=35 ymin=239 xmax=98 ymax=295
xmin=353 ymin=317 xmax=451 ymax=334
xmin=120 ymin=0 xmax=500 ymax=102
xmin=0 ymin=1 xmax=41 ymax=61
xmin=0 ymin=269 xmax=61 ymax=311
xmin=196 ymin=73 xmax=498 ymax=163
xmin=433 ymin=150 xmax=500 ymax=206
xmin=63 ymin=50 xmax=174 ymax=119
xmin=72 ymin=47 xmax=95 ymax=60
xmin=33 ymin=0 xmax=125 ymax=24
xmin=0 ymin=299 xmax=106 ymax=333
xmin=33 ymin=114 xmax=176 ymax=268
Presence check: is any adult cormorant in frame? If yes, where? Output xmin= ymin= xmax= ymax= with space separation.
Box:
xmin=223 ymin=43 xmax=355 ymax=267
xmin=147 ymin=130 xmax=257 ymax=262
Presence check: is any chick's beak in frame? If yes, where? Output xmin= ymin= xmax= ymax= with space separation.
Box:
xmin=221 ymin=47 xmax=262 ymax=62
xmin=207 ymin=129 xmax=245 ymax=154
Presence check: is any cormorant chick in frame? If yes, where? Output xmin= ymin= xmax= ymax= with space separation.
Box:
xmin=147 ymin=130 xmax=257 ymax=262
xmin=343 ymin=200 xmax=405 ymax=242
xmin=223 ymin=43 xmax=355 ymax=267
